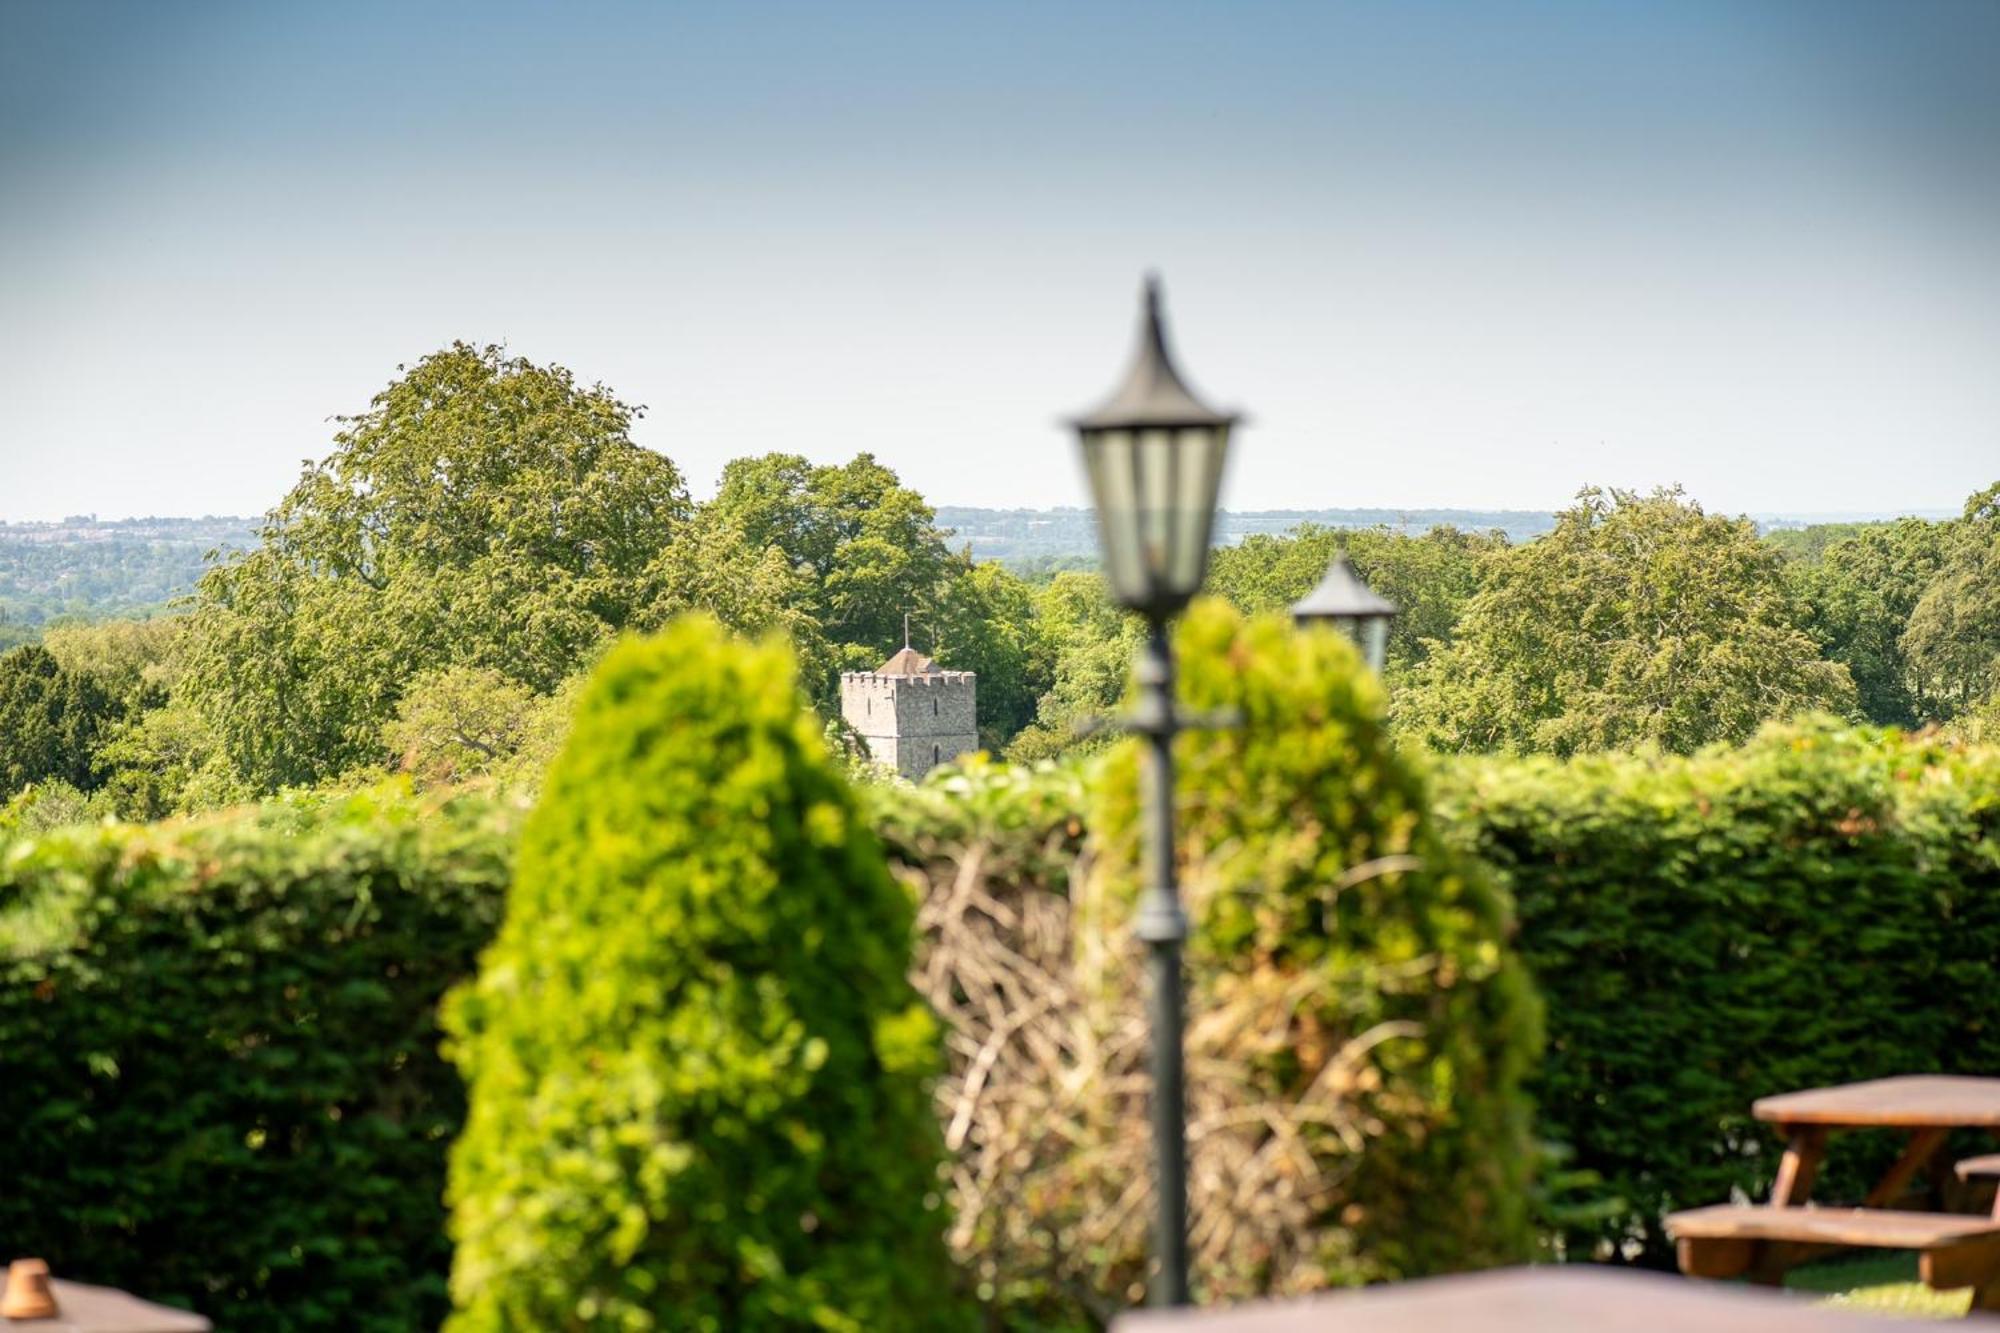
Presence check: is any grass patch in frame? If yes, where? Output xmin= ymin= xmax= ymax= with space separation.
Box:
xmin=1786 ymin=1251 xmax=1970 ymax=1320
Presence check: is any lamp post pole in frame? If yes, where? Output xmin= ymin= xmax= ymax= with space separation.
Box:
xmin=1071 ymin=274 xmax=1239 ymax=1309
xmin=1134 ymin=618 xmax=1190 ymax=1306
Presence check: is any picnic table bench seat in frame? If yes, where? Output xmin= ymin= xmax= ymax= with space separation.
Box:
xmin=1956 ymin=1153 xmax=2000 ymax=1182
xmin=1667 ymin=1204 xmax=2000 ymax=1295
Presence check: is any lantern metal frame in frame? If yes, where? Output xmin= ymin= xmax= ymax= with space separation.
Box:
xmin=1293 ymin=554 xmax=1399 ymax=672
xmin=1072 ymin=277 xmax=1239 ymax=623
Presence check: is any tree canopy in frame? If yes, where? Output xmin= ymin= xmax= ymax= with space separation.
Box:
xmin=1397 ymin=487 xmax=1856 ymax=755
xmin=3 ymin=336 xmax=1993 ymax=810
xmin=1903 ymin=484 xmax=2000 ymax=718
xmin=1205 ymin=523 xmax=1503 ymax=673
xmin=1784 ymin=517 xmax=1949 ymax=726
xmin=179 ymin=343 xmax=689 ymax=791
xmin=0 ymin=645 xmax=116 ymax=794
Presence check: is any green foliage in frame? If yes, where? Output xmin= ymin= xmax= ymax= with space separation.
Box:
xmin=381 ymin=665 xmax=579 ymax=791
xmin=1092 ymin=601 xmax=1541 ymax=1291
xmin=444 ymin=619 xmax=962 ymax=1332
xmin=1903 ymin=484 xmax=2000 ymax=718
xmin=1003 ymin=571 xmax=1144 ymax=763
xmin=0 ymin=786 xmax=516 ymax=1331
xmin=932 ymin=561 xmax=1054 ymax=749
xmin=641 ymin=504 xmax=834 ymax=691
xmin=91 ymin=695 xmax=243 ymax=820
xmin=1784 ymin=517 xmax=1950 ymax=726
xmin=0 ymin=777 xmax=117 ymax=835
xmin=708 ymin=452 xmax=1048 ymax=748
xmin=1400 ymin=487 xmax=1856 ymax=755
xmin=1205 ymin=523 xmax=1504 ymax=672
xmin=0 ymin=643 xmax=119 ymax=795
xmin=1762 ymin=522 xmax=1890 ymax=565
xmin=712 ymin=452 xmax=953 ymax=662
xmin=1440 ymin=721 xmax=2000 ymax=1260
xmin=39 ymin=616 xmax=182 ymax=712
xmin=179 ymin=343 xmax=690 ymax=792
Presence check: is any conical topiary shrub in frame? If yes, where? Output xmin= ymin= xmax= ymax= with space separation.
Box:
xmin=442 ymin=617 xmax=962 ymax=1332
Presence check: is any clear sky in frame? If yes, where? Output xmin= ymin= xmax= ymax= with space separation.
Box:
xmin=2 ymin=0 xmax=1996 ymax=521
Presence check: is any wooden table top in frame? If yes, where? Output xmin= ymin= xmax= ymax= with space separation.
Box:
xmin=1754 ymin=1076 xmax=2000 ymax=1129
xmin=1111 ymin=1267 xmax=1960 ymax=1331
xmin=1668 ymin=1204 xmax=2000 ymax=1247
xmin=4 ymin=1280 xmax=209 ymax=1332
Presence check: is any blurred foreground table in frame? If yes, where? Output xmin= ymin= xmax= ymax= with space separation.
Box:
xmin=1111 ymin=1265 xmax=1984 ymax=1330
xmin=4 ymin=1278 xmax=210 ymax=1332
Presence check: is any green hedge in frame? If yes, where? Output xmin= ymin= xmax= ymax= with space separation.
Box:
xmin=0 ymin=786 xmax=514 ymax=1331
xmin=1442 ymin=721 xmax=2000 ymax=1260
xmin=10 ymin=664 xmax=1997 ymax=1324
xmin=444 ymin=619 xmax=963 ymax=1332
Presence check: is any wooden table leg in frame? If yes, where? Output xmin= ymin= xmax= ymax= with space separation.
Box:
xmin=1863 ymin=1128 xmax=1949 ymax=1210
xmin=1749 ymin=1125 xmax=1830 ymax=1285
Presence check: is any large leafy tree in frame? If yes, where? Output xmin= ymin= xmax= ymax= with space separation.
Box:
xmin=0 ymin=644 xmax=117 ymax=795
xmin=1398 ymin=487 xmax=1855 ymax=755
xmin=708 ymin=451 xmax=1052 ymax=750
xmin=929 ymin=560 xmax=1054 ymax=750
xmin=180 ymin=343 xmax=690 ymax=791
xmin=711 ymin=452 xmax=954 ymax=659
xmin=1903 ymin=483 xmax=2000 ymax=717
xmin=1783 ymin=517 xmax=1950 ymax=726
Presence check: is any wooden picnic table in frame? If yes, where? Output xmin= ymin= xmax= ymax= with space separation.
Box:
xmin=1753 ymin=1076 xmax=2000 ymax=1212
xmin=1668 ymin=1075 xmax=2000 ymax=1309
xmin=1110 ymin=1265 xmax=1975 ymax=1331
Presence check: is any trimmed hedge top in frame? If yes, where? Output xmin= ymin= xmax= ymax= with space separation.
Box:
xmin=1443 ymin=720 xmax=2000 ymax=1258
xmin=0 ymin=785 xmax=515 ymax=1331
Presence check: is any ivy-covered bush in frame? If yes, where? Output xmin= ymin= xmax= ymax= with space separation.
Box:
xmin=0 ymin=785 xmax=514 ymax=1331
xmin=443 ymin=618 xmax=963 ymax=1332
xmin=878 ymin=602 xmax=1542 ymax=1323
xmin=1442 ymin=720 xmax=2000 ymax=1261
xmin=1095 ymin=601 xmax=1542 ymax=1292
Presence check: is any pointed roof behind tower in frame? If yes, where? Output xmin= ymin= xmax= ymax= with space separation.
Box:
xmin=876 ymin=646 xmax=941 ymax=676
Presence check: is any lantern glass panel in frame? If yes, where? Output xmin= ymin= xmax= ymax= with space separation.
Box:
xmin=1082 ymin=422 xmax=1230 ymax=616
xmin=1363 ymin=614 xmax=1390 ymax=672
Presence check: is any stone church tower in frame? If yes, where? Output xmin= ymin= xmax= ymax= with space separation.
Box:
xmin=839 ymin=636 xmax=977 ymax=781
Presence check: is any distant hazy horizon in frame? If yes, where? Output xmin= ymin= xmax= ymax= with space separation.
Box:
xmin=0 ymin=501 xmax=1962 ymax=531
xmin=4 ymin=1 xmax=1997 ymax=521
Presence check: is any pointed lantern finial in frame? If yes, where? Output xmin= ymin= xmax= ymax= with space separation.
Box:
xmin=1072 ymin=274 xmax=1239 ymax=433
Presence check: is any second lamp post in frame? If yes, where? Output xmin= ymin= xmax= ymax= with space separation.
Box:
xmin=1072 ymin=275 xmax=1238 ymax=1308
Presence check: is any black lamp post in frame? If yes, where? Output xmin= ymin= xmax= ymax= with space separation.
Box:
xmin=1293 ymin=554 xmax=1398 ymax=673
xmin=1071 ymin=275 xmax=1238 ymax=1308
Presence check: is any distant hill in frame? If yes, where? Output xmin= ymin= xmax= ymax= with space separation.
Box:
xmin=0 ymin=515 xmax=256 ymax=647
xmin=936 ymin=505 xmax=1956 ymax=566
xmin=936 ymin=507 xmax=1564 ymax=564
xmin=0 ymin=505 xmax=1952 ymax=645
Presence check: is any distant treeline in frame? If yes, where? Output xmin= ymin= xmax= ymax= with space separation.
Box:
xmin=0 ymin=516 xmax=254 ymax=648
xmin=2 ymin=506 xmax=1946 ymax=646
xmin=0 ymin=343 xmax=1995 ymax=830
xmin=935 ymin=506 xmax=1565 ymax=559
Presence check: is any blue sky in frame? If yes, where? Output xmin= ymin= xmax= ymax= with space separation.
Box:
xmin=2 ymin=1 xmax=1996 ymax=520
